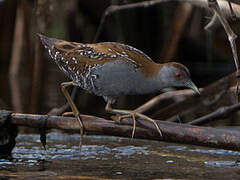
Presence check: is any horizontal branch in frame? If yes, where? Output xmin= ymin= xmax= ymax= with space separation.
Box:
xmin=135 ymin=88 xmax=200 ymax=113
xmin=10 ymin=112 xmax=240 ymax=151
xmin=188 ymin=101 xmax=240 ymax=125
xmin=94 ymin=0 xmax=240 ymax=41
xmin=104 ymin=0 xmax=240 ymax=18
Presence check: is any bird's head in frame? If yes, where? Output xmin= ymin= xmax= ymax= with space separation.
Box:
xmin=159 ymin=62 xmax=200 ymax=94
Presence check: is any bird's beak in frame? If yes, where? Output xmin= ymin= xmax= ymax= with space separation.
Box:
xmin=185 ymin=80 xmax=200 ymax=94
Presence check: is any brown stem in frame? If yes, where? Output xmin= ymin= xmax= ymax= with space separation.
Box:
xmin=9 ymin=2 xmax=24 ymax=77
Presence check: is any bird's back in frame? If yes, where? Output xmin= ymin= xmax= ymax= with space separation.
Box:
xmin=38 ymin=34 xmax=161 ymax=96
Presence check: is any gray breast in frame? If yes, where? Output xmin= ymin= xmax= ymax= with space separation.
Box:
xmin=89 ymin=60 xmax=160 ymax=97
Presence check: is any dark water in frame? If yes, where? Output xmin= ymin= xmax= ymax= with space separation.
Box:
xmin=1 ymin=133 xmax=240 ymax=179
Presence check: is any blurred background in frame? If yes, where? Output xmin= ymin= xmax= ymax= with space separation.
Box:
xmin=0 ymin=0 xmax=238 ymax=123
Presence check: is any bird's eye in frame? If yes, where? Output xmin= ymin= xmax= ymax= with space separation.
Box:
xmin=175 ymin=72 xmax=182 ymax=79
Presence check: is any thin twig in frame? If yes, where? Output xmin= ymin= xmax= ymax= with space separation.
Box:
xmin=152 ymin=72 xmax=236 ymax=119
xmin=134 ymin=89 xmax=201 ymax=114
xmin=188 ymin=102 xmax=240 ymax=125
xmin=228 ymin=1 xmax=237 ymax=20
xmin=94 ymin=0 xmax=240 ymax=42
xmin=204 ymin=12 xmax=219 ymax=31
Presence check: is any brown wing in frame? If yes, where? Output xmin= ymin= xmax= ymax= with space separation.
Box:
xmin=96 ymin=42 xmax=154 ymax=62
xmin=53 ymin=40 xmax=159 ymax=77
xmin=90 ymin=42 xmax=160 ymax=77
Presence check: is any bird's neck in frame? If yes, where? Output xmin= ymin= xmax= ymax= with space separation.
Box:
xmin=135 ymin=62 xmax=170 ymax=94
xmin=154 ymin=64 xmax=175 ymax=89
xmin=140 ymin=61 xmax=162 ymax=78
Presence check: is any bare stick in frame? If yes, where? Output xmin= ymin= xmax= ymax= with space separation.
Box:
xmin=204 ymin=12 xmax=219 ymax=31
xmin=225 ymin=0 xmax=240 ymax=6
xmin=188 ymin=102 xmax=240 ymax=125
xmin=134 ymin=89 xmax=200 ymax=114
xmin=228 ymin=1 xmax=237 ymax=19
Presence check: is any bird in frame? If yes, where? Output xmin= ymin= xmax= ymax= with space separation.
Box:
xmin=38 ymin=33 xmax=200 ymax=142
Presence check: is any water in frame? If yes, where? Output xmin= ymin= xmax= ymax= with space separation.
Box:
xmin=1 ymin=132 xmax=240 ymax=179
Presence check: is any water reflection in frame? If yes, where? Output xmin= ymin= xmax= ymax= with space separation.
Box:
xmin=189 ymin=148 xmax=240 ymax=156
xmin=12 ymin=134 xmax=151 ymax=161
xmin=204 ymin=161 xmax=236 ymax=167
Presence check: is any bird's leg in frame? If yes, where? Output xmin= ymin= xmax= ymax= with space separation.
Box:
xmin=106 ymin=101 xmax=136 ymax=138
xmin=105 ymin=101 xmax=162 ymax=138
xmin=61 ymin=82 xmax=83 ymax=149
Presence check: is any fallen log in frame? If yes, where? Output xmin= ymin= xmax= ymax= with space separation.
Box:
xmin=6 ymin=112 xmax=240 ymax=151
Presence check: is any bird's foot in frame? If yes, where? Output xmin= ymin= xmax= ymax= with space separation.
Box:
xmin=105 ymin=101 xmax=162 ymax=139
xmin=118 ymin=112 xmax=137 ymax=139
xmin=115 ymin=111 xmax=162 ymax=138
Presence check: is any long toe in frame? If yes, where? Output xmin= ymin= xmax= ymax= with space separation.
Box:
xmin=117 ymin=113 xmax=137 ymax=138
xmin=135 ymin=112 xmax=162 ymax=136
xmin=62 ymin=112 xmax=75 ymax=117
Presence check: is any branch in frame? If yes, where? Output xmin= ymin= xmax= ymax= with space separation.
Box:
xmin=189 ymin=102 xmax=240 ymax=125
xmin=207 ymin=0 xmax=239 ymax=73
xmin=94 ymin=0 xmax=240 ymax=42
xmin=135 ymin=88 xmax=200 ymax=113
xmin=7 ymin=112 xmax=240 ymax=151
xmin=94 ymin=0 xmax=240 ymax=79
xmin=152 ymin=72 xmax=236 ymax=119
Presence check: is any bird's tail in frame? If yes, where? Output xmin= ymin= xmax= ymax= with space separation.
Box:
xmin=37 ymin=33 xmax=58 ymax=50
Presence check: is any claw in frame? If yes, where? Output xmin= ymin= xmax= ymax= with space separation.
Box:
xmin=118 ymin=113 xmax=137 ymax=138
xmin=62 ymin=112 xmax=74 ymax=117
xmin=105 ymin=101 xmax=162 ymax=138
